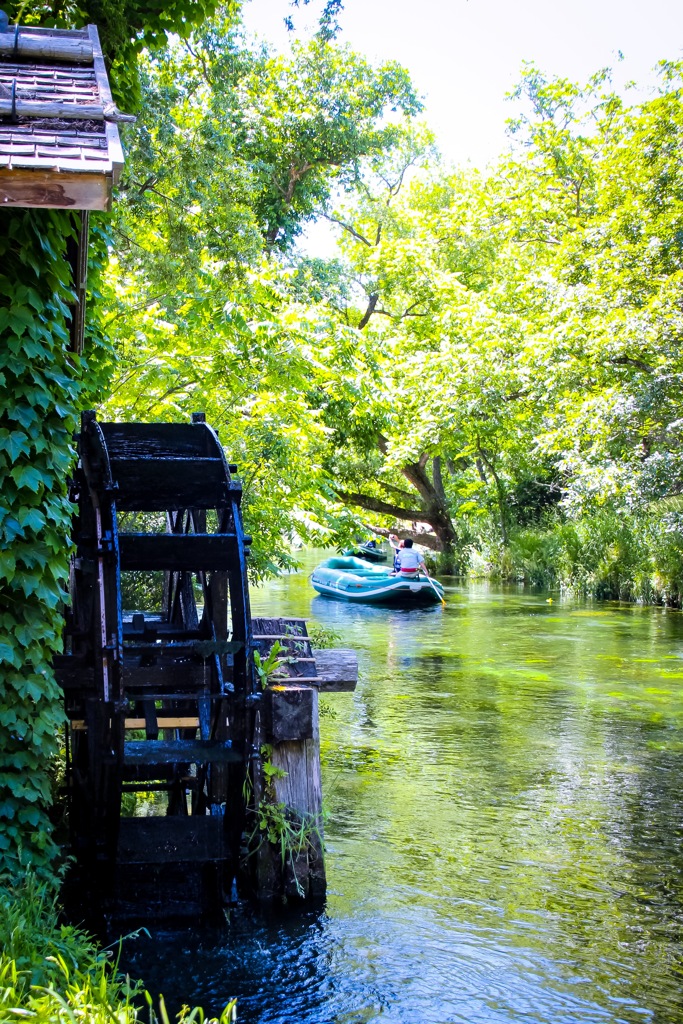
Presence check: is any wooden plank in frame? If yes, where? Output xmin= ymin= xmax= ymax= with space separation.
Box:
xmin=110 ymin=457 xmax=228 ymax=511
xmin=252 ymin=617 xmax=308 ymax=637
xmin=270 ymin=685 xmax=325 ymax=899
xmin=122 ymin=639 xmax=197 ymax=654
xmin=0 ymin=98 xmax=104 ymax=119
xmin=118 ymin=533 xmax=237 ymax=571
xmin=88 ymin=24 xmax=125 ymax=184
xmin=123 ymin=739 xmax=240 ymax=765
xmin=122 ymin=660 xmax=208 ymax=690
xmin=270 ymin=675 xmax=320 ymax=685
xmin=100 ymin=422 xmax=218 ymax=459
xmin=124 ymin=717 xmax=199 ymax=729
xmin=0 ymin=31 xmax=93 ymax=63
xmin=53 ymin=655 xmax=95 ymax=689
xmin=0 ymin=168 xmax=110 ymax=210
xmin=71 ymin=717 xmax=202 ymax=730
xmin=311 ymin=649 xmax=358 ymax=692
xmin=122 ymin=624 xmax=207 ymax=639
xmin=253 ymin=633 xmax=307 ymax=641
xmin=67 ymin=210 xmax=89 ymax=355
xmin=207 ymin=570 xmax=230 ymax=800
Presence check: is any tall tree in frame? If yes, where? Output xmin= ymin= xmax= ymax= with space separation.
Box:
xmin=103 ymin=18 xmax=422 ymax=573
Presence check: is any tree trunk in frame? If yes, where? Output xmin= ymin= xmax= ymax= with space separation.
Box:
xmin=398 ymin=451 xmax=459 ymax=559
xmin=338 ymin=441 xmax=461 ymax=569
xmin=477 ymin=447 xmax=508 ymax=547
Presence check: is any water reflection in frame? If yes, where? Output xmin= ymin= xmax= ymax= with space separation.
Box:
xmin=123 ymin=550 xmax=683 ymax=1024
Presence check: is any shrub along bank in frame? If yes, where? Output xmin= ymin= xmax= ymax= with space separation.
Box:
xmin=0 ymin=876 xmax=237 ymax=1023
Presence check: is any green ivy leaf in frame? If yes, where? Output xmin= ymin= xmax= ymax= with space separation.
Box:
xmin=10 ymin=466 xmax=45 ymax=493
xmin=0 ymin=642 xmax=20 ymax=667
xmin=0 ymin=552 xmax=16 ymax=584
xmin=18 ymin=508 xmax=46 ymax=532
xmin=8 ymin=306 xmax=34 ymax=335
xmin=5 ymin=430 xmax=30 ymax=461
xmin=7 ymin=405 xmax=39 ymax=430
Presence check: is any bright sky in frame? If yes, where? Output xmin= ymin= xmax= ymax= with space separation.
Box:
xmin=243 ymin=0 xmax=683 ymax=166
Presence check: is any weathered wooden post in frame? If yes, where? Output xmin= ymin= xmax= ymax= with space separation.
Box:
xmin=248 ymin=617 xmax=357 ymax=903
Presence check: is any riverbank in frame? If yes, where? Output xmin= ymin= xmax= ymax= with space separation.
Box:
xmin=424 ymin=513 xmax=683 ymax=607
xmin=1 ymin=877 xmax=236 ymax=1023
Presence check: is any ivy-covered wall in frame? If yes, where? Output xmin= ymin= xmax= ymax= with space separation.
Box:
xmin=0 ymin=209 xmax=104 ymax=880
xmin=0 ymin=0 xmax=226 ymax=886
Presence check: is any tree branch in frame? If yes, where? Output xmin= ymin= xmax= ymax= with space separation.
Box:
xmin=322 ymin=212 xmax=373 ymax=247
xmin=609 ymin=356 xmax=654 ymax=374
xmin=368 ymin=525 xmax=441 ymax=551
xmin=374 ymin=300 xmax=430 ymax=322
xmin=432 ymin=456 xmax=446 ymax=503
xmin=336 ymin=489 xmax=426 ymax=522
xmin=358 ymin=293 xmax=379 ymax=330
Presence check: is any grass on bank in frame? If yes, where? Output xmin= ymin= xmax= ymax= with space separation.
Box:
xmin=0 ymin=875 xmax=237 ymax=1023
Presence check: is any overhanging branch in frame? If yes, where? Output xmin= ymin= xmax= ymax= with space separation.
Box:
xmin=336 ymin=489 xmax=425 ymax=521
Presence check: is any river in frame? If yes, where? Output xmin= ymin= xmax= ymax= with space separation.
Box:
xmin=123 ymin=549 xmax=683 ymax=1024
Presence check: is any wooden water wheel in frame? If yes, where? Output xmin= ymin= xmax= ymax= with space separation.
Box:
xmin=56 ymin=411 xmax=259 ymax=924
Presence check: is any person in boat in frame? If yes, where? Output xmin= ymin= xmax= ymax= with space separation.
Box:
xmin=395 ymin=538 xmax=428 ymax=576
xmin=364 ymin=538 xmax=378 ymax=549
xmin=389 ymin=533 xmax=403 ymax=572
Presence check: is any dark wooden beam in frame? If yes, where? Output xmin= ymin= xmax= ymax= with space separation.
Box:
xmin=118 ymin=533 xmax=237 ymax=571
xmin=67 ymin=211 xmax=89 ymax=356
xmin=123 ymin=739 xmax=241 ymax=766
xmin=268 ymin=685 xmax=314 ymax=742
xmin=111 ymin=457 xmax=230 ymax=510
xmin=117 ymin=816 xmax=228 ymax=864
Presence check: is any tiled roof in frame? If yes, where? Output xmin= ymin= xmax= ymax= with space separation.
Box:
xmin=0 ymin=61 xmax=102 ymax=115
xmin=0 ymin=120 xmax=110 ymax=172
xmin=0 ymin=24 xmax=126 ymax=207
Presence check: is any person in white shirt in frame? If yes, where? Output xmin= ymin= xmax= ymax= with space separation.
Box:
xmin=395 ymin=538 xmax=427 ymax=576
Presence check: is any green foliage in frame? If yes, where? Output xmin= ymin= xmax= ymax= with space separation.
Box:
xmin=292 ymin=61 xmax=683 ymax=601
xmin=102 ymin=20 xmax=421 ymax=578
xmin=247 ymin=746 xmax=323 ymax=898
xmin=1 ymin=9 xmax=416 ymax=879
xmin=0 ymin=875 xmax=237 ymax=1022
xmin=251 ymin=798 xmax=321 ymax=874
xmin=306 ymin=622 xmax=341 ymax=649
xmin=508 ymin=529 xmax=565 ymax=587
xmin=503 ymin=511 xmax=683 ymax=604
xmin=253 ymin=640 xmax=289 ymax=689
xmin=104 ymin=49 xmax=683 ymax=599
xmin=0 ymin=210 xmax=91 ymax=879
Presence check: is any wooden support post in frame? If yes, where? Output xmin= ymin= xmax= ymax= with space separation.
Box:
xmin=248 ymin=617 xmax=327 ymax=901
xmin=270 ymin=684 xmax=325 ymax=900
xmin=208 ymin=570 xmax=230 ymax=810
xmin=253 ymin=682 xmax=325 ymax=902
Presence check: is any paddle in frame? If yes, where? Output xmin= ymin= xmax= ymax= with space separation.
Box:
xmin=424 ymin=571 xmax=445 ymax=606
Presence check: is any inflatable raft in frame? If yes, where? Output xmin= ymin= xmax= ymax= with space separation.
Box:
xmin=343 ymin=543 xmax=388 ymax=563
xmin=311 ymin=556 xmax=444 ymax=605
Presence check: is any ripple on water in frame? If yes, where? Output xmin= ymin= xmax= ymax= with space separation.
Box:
xmin=121 ymin=560 xmax=683 ymax=1024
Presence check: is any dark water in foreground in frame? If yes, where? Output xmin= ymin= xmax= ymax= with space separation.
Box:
xmin=123 ymin=551 xmax=683 ymax=1024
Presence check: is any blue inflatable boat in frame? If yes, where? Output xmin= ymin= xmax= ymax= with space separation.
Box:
xmin=311 ymin=556 xmax=444 ymax=605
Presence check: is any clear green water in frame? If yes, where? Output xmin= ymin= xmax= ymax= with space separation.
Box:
xmin=124 ymin=550 xmax=683 ymax=1024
